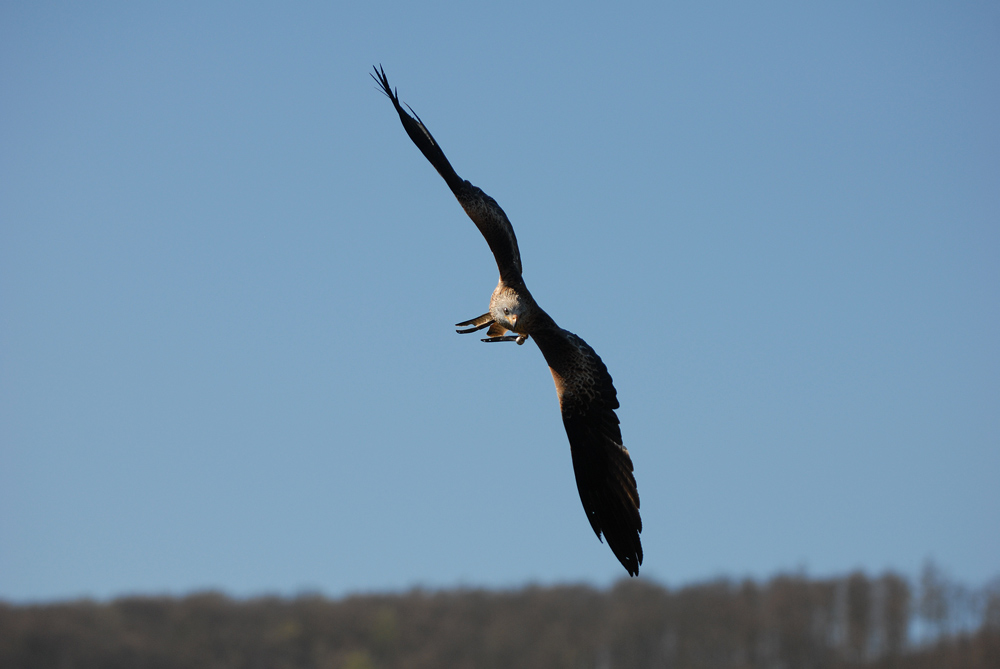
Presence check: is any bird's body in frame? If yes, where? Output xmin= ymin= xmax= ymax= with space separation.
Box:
xmin=372 ymin=66 xmax=643 ymax=575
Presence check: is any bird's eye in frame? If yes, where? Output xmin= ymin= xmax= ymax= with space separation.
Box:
xmin=503 ymin=307 xmax=510 ymax=315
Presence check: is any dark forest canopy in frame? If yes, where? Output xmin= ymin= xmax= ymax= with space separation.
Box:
xmin=2 ymin=568 xmax=998 ymax=669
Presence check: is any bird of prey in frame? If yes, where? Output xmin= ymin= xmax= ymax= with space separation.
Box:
xmin=372 ymin=66 xmax=642 ymax=576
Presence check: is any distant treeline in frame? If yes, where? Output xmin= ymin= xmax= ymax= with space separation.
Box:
xmin=2 ymin=565 xmax=997 ymax=669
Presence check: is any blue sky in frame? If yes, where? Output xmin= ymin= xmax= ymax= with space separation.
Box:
xmin=1 ymin=3 xmax=998 ymax=602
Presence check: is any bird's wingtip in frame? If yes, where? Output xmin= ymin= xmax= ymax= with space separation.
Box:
xmin=370 ymin=64 xmax=396 ymax=101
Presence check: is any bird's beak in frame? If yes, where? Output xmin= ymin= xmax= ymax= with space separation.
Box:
xmin=509 ymin=314 xmax=518 ymax=330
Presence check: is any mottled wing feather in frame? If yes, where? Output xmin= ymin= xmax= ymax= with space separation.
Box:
xmin=532 ymin=327 xmax=643 ymax=576
xmin=372 ymin=66 xmax=523 ymax=281
xmin=455 ymin=185 xmax=522 ymax=281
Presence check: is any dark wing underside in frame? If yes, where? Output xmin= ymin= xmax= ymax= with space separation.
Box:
xmin=532 ymin=327 xmax=643 ymax=576
xmin=372 ymin=66 xmax=522 ymax=282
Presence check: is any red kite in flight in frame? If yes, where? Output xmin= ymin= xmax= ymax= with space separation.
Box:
xmin=373 ymin=66 xmax=642 ymax=575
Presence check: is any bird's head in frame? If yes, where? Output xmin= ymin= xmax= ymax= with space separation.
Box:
xmin=491 ymin=287 xmax=526 ymax=333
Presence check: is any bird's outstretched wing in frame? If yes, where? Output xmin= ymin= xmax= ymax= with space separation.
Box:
xmin=532 ymin=327 xmax=643 ymax=576
xmin=372 ymin=65 xmax=523 ymax=282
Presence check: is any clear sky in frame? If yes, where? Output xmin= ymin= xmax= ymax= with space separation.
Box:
xmin=1 ymin=3 xmax=998 ymax=602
